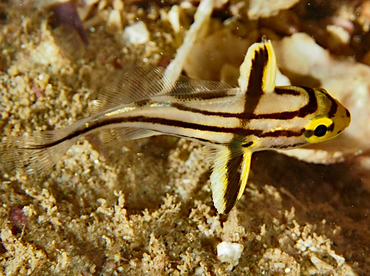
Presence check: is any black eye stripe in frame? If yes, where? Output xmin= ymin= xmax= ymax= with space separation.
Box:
xmin=328 ymin=122 xmax=334 ymax=132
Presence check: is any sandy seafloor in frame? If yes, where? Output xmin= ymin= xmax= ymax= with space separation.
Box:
xmin=0 ymin=0 xmax=369 ymax=275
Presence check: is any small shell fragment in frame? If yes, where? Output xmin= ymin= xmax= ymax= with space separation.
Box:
xmin=106 ymin=9 xmax=123 ymax=34
xmin=217 ymin=241 xmax=244 ymax=270
xmin=168 ymin=5 xmax=181 ymax=33
xmin=122 ymin=21 xmax=150 ymax=45
xmin=247 ymin=0 xmax=300 ymax=20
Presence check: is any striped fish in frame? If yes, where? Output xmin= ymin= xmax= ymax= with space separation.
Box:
xmin=0 ymin=40 xmax=351 ymax=214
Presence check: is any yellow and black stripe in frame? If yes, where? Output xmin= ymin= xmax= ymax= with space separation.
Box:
xmin=0 ymin=41 xmax=350 ymax=214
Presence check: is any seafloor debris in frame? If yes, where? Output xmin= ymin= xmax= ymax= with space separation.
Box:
xmin=247 ymin=0 xmax=300 ymax=20
xmin=217 ymin=241 xmax=244 ymax=270
xmin=122 ymin=21 xmax=150 ymax=45
xmin=0 ymin=0 xmax=369 ymax=275
xmin=50 ymin=1 xmax=90 ymax=45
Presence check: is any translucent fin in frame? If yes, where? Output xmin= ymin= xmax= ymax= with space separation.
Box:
xmin=93 ymin=67 xmax=170 ymax=112
xmin=99 ymin=127 xmax=161 ymax=145
xmin=93 ymin=66 xmax=232 ymax=113
xmin=0 ymin=126 xmax=79 ymax=174
xmin=210 ymin=145 xmax=252 ymax=214
xmin=170 ymin=74 xmax=232 ymax=95
xmin=238 ymin=39 xmax=276 ymax=94
xmin=237 ymin=150 xmax=252 ymax=200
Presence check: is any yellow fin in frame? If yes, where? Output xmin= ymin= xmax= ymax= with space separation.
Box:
xmin=210 ymin=146 xmax=252 ymax=214
xmin=238 ymin=40 xmax=276 ymax=94
xmin=237 ymin=150 xmax=251 ymax=200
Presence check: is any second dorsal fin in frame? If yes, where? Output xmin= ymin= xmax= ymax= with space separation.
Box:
xmin=93 ymin=67 xmax=170 ymax=113
xmin=93 ymin=66 xmax=232 ymax=114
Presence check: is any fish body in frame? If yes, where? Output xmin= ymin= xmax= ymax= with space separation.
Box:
xmin=0 ymin=40 xmax=351 ymax=214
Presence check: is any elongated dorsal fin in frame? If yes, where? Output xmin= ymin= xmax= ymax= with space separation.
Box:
xmin=93 ymin=66 xmax=232 ymax=113
xmin=210 ymin=146 xmax=252 ymax=214
xmin=93 ymin=67 xmax=169 ymax=113
xmin=238 ymin=40 xmax=276 ymax=94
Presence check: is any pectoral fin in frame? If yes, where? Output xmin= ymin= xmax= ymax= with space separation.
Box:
xmin=238 ymin=39 xmax=276 ymax=94
xmin=210 ymin=146 xmax=252 ymax=214
xmin=100 ymin=127 xmax=161 ymax=145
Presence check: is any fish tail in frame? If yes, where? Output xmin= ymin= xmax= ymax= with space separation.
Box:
xmin=0 ymin=126 xmax=78 ymax=174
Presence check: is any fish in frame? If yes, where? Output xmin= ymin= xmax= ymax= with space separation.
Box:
xmin=0 ymin=40 xmax=351 ymax=214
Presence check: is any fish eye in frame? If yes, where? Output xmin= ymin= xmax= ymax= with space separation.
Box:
xmin=304 ymin=117 xmax=334 ymax=143
xmin=314 ymin=124 xmax=327 ymax=137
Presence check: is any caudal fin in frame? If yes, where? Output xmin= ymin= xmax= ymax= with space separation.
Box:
xmin=0 ymin=128 xmax=78 ymax=175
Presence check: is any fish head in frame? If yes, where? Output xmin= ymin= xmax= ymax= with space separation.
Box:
xmin=304 ymin=88 xmax=351 ymax=144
